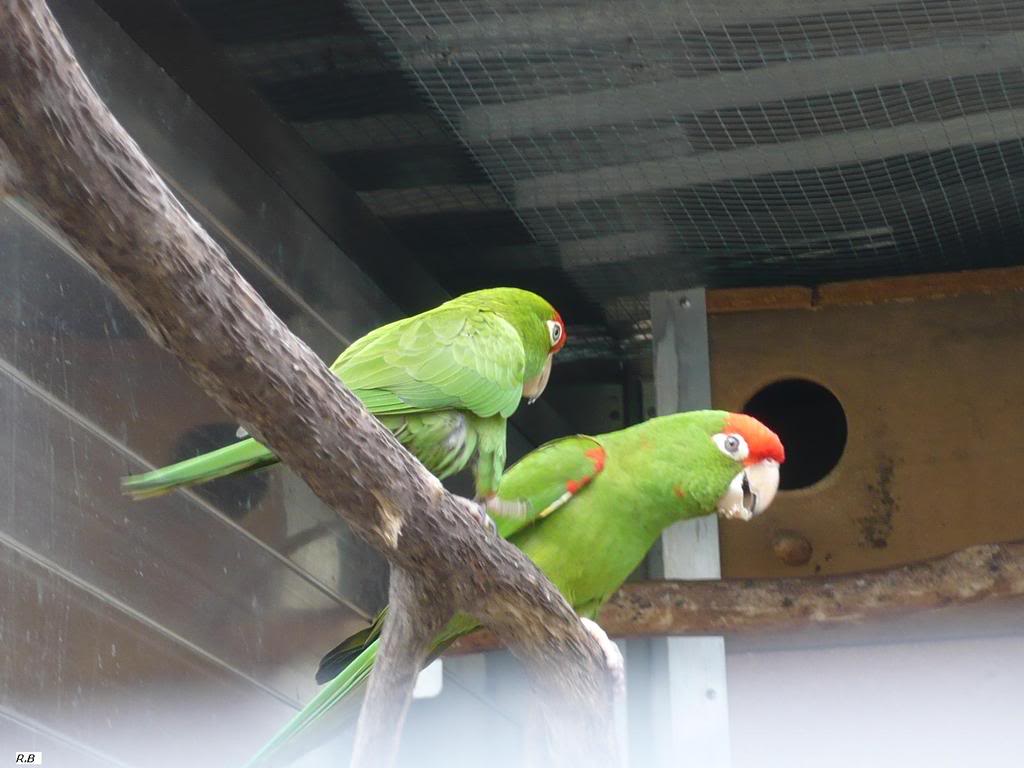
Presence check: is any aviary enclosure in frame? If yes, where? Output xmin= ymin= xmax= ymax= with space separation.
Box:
xmin=1 ymin=1 xmax=1022 ymax=767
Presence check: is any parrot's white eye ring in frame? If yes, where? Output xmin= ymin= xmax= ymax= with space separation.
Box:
xmin=713 ymin=432 xmax=749 ymax=461
xmin=546 ymin=319 xmax=563 ymax=346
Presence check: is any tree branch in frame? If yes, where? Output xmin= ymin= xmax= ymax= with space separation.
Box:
xmin=450 ymin=539 xmax=1024 ymax=653
xmin=351 ymin=568 xmax=450 ymax=768
xmin=0 ymin=1 xmax=618 ymax=763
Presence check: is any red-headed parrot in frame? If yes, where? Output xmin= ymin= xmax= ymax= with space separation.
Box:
xmin=120 ymin=287 xmax=567 ymax=512
xmin=246 ymin=409 xmax=785 ymax=766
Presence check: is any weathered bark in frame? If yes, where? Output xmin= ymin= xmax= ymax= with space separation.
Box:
xmin=605 ymin=540 xmax=1024 ymax=636
xmin=450 ymin=539 xmax=1024 ymax=653
xmin=0 ymin=2 xmax=618 ymax=765
xmin=351 ymin=568 xmax=450 ymax=768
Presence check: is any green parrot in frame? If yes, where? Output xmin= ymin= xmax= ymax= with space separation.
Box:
xmin=120 ymin=287 xmax=567 ymax=513
xmin=245 ymin=409 xmax=785 ymax=767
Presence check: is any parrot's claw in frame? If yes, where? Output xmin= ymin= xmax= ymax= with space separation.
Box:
xmin=471 ymin=501 xmax=499 ymax=535
xmin=581 ymin=617 xmax=625 ymax=697
xmin=481 ymin=495 xmax=530 ymax=519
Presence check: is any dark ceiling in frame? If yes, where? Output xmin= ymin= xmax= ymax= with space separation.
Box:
xmin=110 ymin=0 xmax=1024 ymax=362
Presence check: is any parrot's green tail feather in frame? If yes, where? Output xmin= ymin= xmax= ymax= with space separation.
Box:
xmin=120 ymin=438 xmax=278 ymax=500
xmin=247 ymin=614 xmax=475 ymax=767
xmin=316 ymin=608 xmax=389 ymax=684
xmin=243 ymin=639 xmax=378 ymax=768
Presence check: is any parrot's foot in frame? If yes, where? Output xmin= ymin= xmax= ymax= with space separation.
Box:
xmin=480 ymin=495 xmax=530 ymax=519
xmin=471 ymin=496 xmax=530 ymax=534
xmin=580 ymin=617 xmax=625 ymax=697
xmin=470 ymin=501 xmax=499 ymax=535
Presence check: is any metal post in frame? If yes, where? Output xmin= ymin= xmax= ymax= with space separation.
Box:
xmin=646 ymin=288 xmax=731 ymax=768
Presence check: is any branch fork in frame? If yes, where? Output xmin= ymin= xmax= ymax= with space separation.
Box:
xmin=0 ymin=3 xmax=621 ymax=765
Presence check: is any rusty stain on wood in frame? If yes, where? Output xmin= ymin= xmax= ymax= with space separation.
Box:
xmin=858 ymin=458 xmax=898 ymax=550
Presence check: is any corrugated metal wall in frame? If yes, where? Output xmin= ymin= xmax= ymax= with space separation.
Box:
xmin=0 ymin=2 xmax=399 ymax=764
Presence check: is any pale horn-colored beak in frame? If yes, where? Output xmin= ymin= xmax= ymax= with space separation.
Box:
xmin=716 ymin=459 xmax=781 ymax=522
xmin=523 ymin=354 xmax=553 ymax=404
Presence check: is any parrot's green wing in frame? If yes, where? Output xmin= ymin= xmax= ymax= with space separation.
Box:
xmin=332 ymin=307 xmax=525 ymax=419
xmin=492 ymin=434 xmax=607 ymax=539
xmin=314 ymin=436 xmax=608 ymax=683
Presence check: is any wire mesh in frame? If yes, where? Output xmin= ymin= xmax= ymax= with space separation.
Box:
xmin=181 ymin=0 xmax=1024 ymax=358
xmin=335 ymin=0 xmax=1024 ymax=338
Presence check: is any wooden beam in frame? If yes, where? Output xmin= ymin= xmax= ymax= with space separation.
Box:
xmin=372 ymin=0 xmax=875 ymax=58
xmin=360 ymin=184 xmax=505 ymax=218
xmin=513 ymin=107 xmax=1024 ymax=208
xmin=706 ymin=285 xmax=816 ymax=314
xmin=461 ymin=33 xmax=1024 ymax=143
xmin=815 ymin=266 xmax=1024 ymax=307
xmin=449 ymin=539 xmax=1024 ymax=654
xmin=706 ymin=265 xmax=1024 ymax=314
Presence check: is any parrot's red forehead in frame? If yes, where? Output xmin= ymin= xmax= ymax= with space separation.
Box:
xmin=725 ymin=413 xmax=785 ymax=464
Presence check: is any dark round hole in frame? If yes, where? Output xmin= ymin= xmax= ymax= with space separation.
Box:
xmin=743 ymin=379 xmax=846 ymax=490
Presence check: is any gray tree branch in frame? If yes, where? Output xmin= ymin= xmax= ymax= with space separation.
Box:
xmin=450 ymin=539 xmax=1024 ymax=654
xmin=0 ymin=1 xmax=618 ymax=764
xmin=351 ymin=567 xmax=450 ymax=768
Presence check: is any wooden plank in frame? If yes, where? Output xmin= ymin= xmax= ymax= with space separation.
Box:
xmin=706 ymin=265 xmax=1024 ymax=314
xmin=461 ymin=32 xmax=1024 ymax=142
xmin=816 ymin=265 xmax=1024 ymax=307
xmin=514 ymin=107 xmax=1024 ymax=207
xmin=707 ymin=285 xmax=815 ymax=314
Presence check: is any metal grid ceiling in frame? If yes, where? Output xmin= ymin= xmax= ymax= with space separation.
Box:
xmin=348 ymin=0 xmax=1024 ymax=332
xmin=179 ymin=0 xmax=1024 ymax=358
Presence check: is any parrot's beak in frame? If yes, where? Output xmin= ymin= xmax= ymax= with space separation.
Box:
xmin=716 ymin=459 xmax=780 ymax=522
xmin=523 ymin=354 xmax=553 ymax=404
